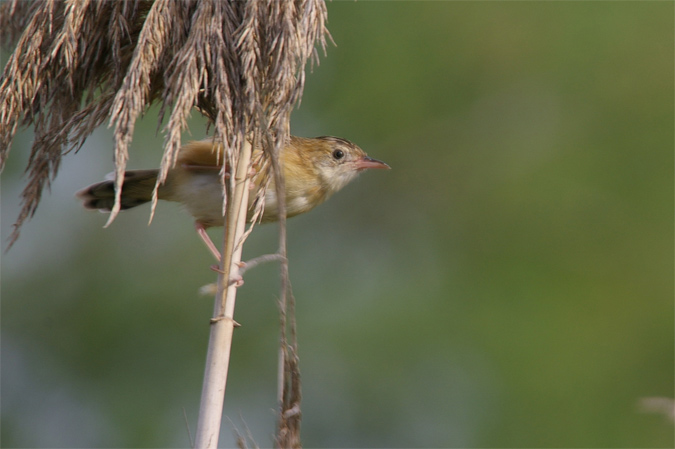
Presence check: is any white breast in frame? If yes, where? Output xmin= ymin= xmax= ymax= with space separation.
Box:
xmin=176 ymin=173 xmax=226 ymax=226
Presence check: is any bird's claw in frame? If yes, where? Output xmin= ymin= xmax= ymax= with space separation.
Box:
xmin=230 ymin=276 xmax=244 ymax=287
xmin=208 ymin=265 xmax=244 ymax=287
xmin=210 ymin=264 xmax=224 ymax=274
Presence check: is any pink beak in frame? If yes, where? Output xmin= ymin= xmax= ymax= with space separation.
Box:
xmin=354 ymin=156 xmax=391 ymax=171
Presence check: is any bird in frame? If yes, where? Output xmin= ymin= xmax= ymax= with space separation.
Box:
xmin=76 ymin=136 xmax=390 ymax=259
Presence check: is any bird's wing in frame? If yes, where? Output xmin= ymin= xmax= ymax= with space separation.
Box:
xmin=177 ymin=139 xmax=226 ymax=171
xmin=177 ymin=139 xmax=268 ymax=175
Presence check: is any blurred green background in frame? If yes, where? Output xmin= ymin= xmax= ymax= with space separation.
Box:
xmin=2 ymin=2 xmax=673 ymax=447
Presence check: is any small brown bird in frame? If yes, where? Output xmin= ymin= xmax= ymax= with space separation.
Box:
xmin=77 ymin=136 xmax=389 ymax=258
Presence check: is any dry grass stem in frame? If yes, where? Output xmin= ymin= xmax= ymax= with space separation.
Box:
xmin=196 ymin=140 xmax=254 ymax=449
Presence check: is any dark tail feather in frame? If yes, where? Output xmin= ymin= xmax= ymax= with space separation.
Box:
xmin=76 ymin=170 xmax=159 ymax=212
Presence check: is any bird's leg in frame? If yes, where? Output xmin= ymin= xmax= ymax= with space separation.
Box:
xmin=195 ymin=222 xmax=222 ymax=262
xmin=195 ymin=221 xmax=282 ymax=283
xmin=195 ymin=222 xmax=245 ymax=286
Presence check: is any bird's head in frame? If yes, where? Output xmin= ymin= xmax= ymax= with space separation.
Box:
xmin=306 ymin=136 xmax=390 ymax=195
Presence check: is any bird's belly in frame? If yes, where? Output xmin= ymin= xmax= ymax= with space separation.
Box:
xmin=261 ymin=189 xmax=314 ymax=221
xmin=172 ymin=172 xmax=319 ymax=226
xmin=176 ymin=173 xmax=226 ymax=226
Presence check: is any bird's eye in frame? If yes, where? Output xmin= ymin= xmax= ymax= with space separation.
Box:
xmin=332 ymin=149 xmax=345 ymax=160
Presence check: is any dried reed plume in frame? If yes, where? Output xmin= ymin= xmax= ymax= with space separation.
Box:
xmin=0 ymin=0 xmax=327 ymax=246
xmin=1 ymin=1 xmax=328 ymax=447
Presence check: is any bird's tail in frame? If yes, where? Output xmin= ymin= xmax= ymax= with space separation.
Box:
xmin=76 ymin=170 xmax=160 ymax=212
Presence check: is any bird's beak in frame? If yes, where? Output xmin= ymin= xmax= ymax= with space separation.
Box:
xmin=355 ymin=156 xmax=391 ymax=171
